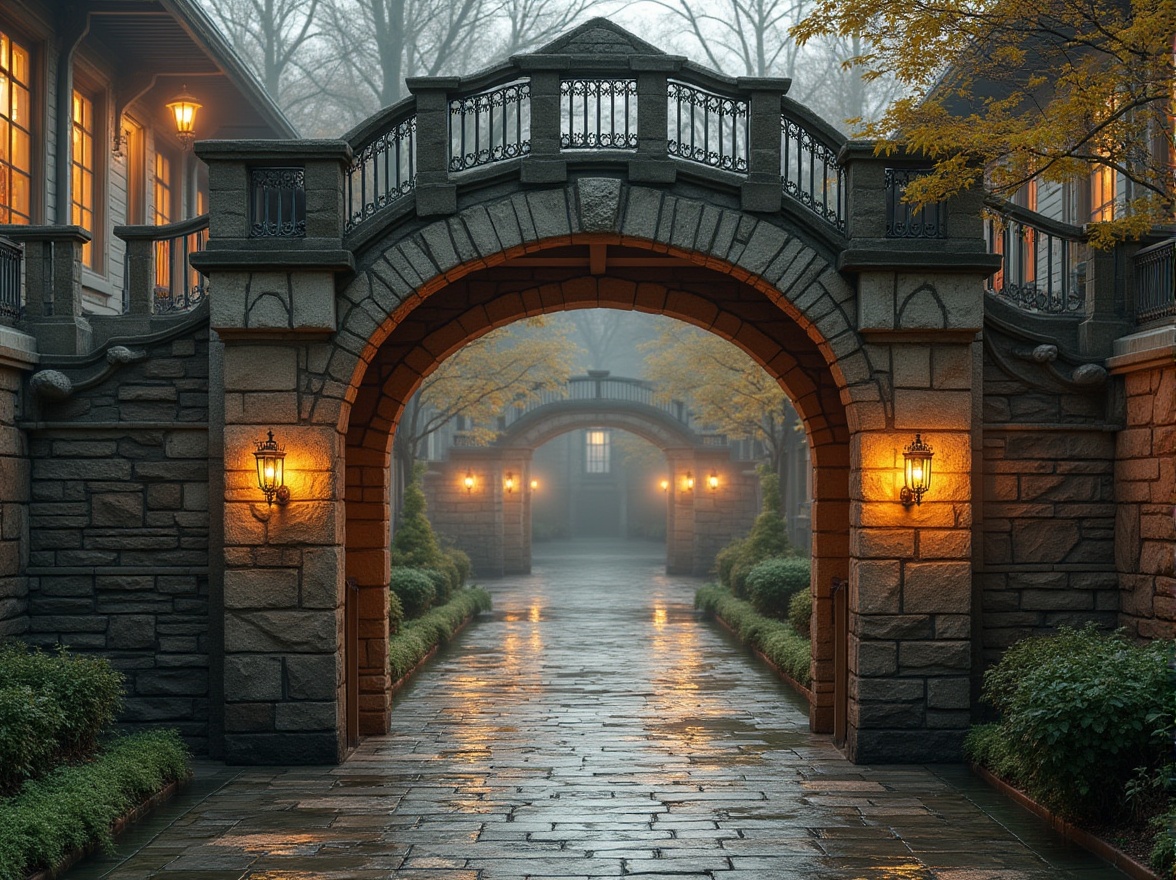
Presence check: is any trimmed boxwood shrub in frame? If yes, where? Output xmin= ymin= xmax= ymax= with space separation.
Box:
xmin=788 ymin=589 xmax=812 ymax=640
xmin=746 ymin=557 xmax=810 ymax=619
xmin=695 ymin=584 xmax=811 ymax=686
xmin=388 ymin=587 xmax=492 ymax=681
xmin=0 ymin=729 xmax=189 ymax=880
xmin=0 ymin=644 xmax=124 ymax=796
xmin=390 ymin=568 xmax=436 ymax=619
xmin=965 ymin=625 xmax=1173 ymax=821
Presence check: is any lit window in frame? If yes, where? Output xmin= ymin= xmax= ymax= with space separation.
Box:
xmin=585 ymin=429 xmax=610 ymax=474
xmin=0 ymin=30 xmax=32 ymax=224
xmin=153 ymin=150 xmax=173 ymax=290
xmin=71 ymin=90 xmax=95 ymax=266
xmin=1090 ymin=164 xmax=1116 ymax=222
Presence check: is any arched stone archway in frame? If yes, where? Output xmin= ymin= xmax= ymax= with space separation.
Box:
xmin=195 ymin=18 xmax=992 ymax=766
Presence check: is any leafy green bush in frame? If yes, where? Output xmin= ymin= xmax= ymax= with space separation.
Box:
xmin=967 ymin=626 xmax=1173 ymax=821
xmin=788 ymin=589 xmax=812 ymax=639
xmin=714 ymin=466 xmax=793 ymax=597
xmin=746 ymin=557 xmax=810 ymax=619
xmin=422 ymin=567 xmax=452 ymax=605
xmin=388 ymin=590 xmax=404 ymax=636
xmin=0 ymin=729 xmax=189 ymax=880
xmin=390 ymin=568 xmax=436 ymax=619
xmin=445 ymin=547 xmax=471 ymax=590
xmin=0 ymin=644 xmax=124 ymax=796
xmin=696 ymin=584 xmax=811 ymax=685
xmin=388 ymin=588 xmax=492 ymax=681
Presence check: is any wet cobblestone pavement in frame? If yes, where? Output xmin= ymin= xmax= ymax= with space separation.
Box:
xmin=68 ymin=540 xmax=1129 ymax=879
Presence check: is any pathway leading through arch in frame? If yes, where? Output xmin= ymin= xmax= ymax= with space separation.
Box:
xmin=67 ymin=540 xmax=1124 ymax=879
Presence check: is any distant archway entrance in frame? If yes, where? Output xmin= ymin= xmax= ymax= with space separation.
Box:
xmin=201 ymin=18 xmax=988 ymax=767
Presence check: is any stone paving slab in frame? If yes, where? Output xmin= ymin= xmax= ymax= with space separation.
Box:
xmin=64 ymin=540 xmax=1130 ymax=879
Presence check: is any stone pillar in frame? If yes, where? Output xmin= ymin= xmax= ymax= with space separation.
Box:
xmin=665 ymin=450 xmax=694 ymax=574
xmin=425 ymin=452 xmax=505 ymax=577
xmin=518 ymin=66 xmax=566 ymax=185
xmin=1 ymin=226 xmax=92 ymax=355
xmin=630 ymin=57 xmax=681 ymax=184
xmin=0 ymin=325 xmax=34 ymax=637
xmin=737 ymin=78 xmax=790 ymax=213
xmin=405 ymin=77 xmax=459 ymax=217
xmin=501 ymin=451 xmax=533 ymax=574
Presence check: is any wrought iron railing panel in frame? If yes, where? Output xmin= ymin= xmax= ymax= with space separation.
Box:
xmin=885 ymin=168 xmax=945 ymax=239
xmin=560 ymin=79 xmax=638 ymax=150
xmin=1135 ymin=238 xmax=1176 ymax=323
xmin=0 ymin=235 xmax=22 ymax=325
xmin=667 ymin=80 xmax=748 ymax=173
xmin=780 ymin=114 xmax=845 ymax=232
xmin=250 ymin=167 xmax=307 ymax=237
xmin=985 ymin=206 xmax=1085 ymax=315
xmin=347 ymin=115 xmax=416 ymax=232
xmin=119 ymin=216 xmax=210 ymax=314
xmin=449 ymin=80 xmax=531 ymax=173
xmin=498 ymin=374 xmax=691 ymax=431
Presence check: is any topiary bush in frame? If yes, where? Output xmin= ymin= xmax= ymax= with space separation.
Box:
xmin=392 ymin=473 xmax=445 ymax=570
xmin=445 ymin=547 xmax=471 ymax=589
xmin=788 ymin=588 xmax=812 ymax=639
xmin=390 ymin=568 xmax=436 ymax=619
xmin=966 ymin=625 xmax=1174 ymax=821
xmin=746 ymin=557 xmax=810 ymax=619
xmin=0 ymin=644 xmax=124 ymax=796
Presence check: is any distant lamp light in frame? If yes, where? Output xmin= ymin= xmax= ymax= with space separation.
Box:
xmin=659 ymin=478 xmax=669 ymax=493
xmin=463 ymin=470 xmax=475 ymax=494
xmin=253 ymin=431 xmax=289 ymax=506
xmin=683 ymin=471 xmax=695 ymax=491
xmin=166 ymin=85 xmax=202 ymax=149
xmin=530 ymin=478 xmax=539 ymax=491
xmin=707 ymin=471 xmax=719 ymax=492
xmin=900 ymin=433 xmax=934 ymax=507
xmin=504 ymin=472 xmax=516 ymax=494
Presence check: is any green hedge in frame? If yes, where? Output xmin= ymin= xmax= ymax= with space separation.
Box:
xmin=0 ymin=644 xmax=124 ymax=796
xmin=746 ymin=557 xmax=810 ymax=619
xmin=0 ymin=730 xmax=189 ymax=880
xmin=389 ymin=587 xmax=492 ymax=681
xmin=965 ymin=625 xmax=1173 ymax=823
xmin=696 ymin=584 xmax=811 ymax=686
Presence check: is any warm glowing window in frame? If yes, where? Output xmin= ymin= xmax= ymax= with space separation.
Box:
xmin=1090 ymin=164 xmax=1116 ymax=222
xmin=153 ymin=150 xmax=173 ymax=289
xmin=0 ymin=31 xmax=32 ymax=224
xmin=71 ymin=90 xmax=95 ymax=266
xmin=124 ymin=118 xmax=145 ymax=223
xmin=585 ymin=429 xmax=610 ymax=474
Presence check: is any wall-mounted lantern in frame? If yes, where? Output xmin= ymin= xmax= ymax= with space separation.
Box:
xmin=900 ymin=433 xmax=934 ymax=507
xmin=463 ymin=470 xmax=475 ymax=494
xmin=683 ymin=471 xmax=695 ymax=492
xmin=659 ymin=478 xmax=669 ymax=493
xmin=253 ymin=431 xmax=289 ymax=506
xmin=707 ymin=471 xmax=719 ymax=492
xmin=166 ymin=85 xmax=202 ymax=149
xmin=504 ymin=472 xmax=516 ymax=494
xmin=530 ymin=478 xmax=539 ymax=491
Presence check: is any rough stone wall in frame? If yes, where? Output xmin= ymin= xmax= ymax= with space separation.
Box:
xmin=1115 ymin=363 xmax=1176 ymax=639
xmin=978 ymin=324 xmax=1118 ymax=668
xmin=0 ymin=341 xmax=32 ymax=637
xmin=23 ymin=322 xmax=211 ymax=750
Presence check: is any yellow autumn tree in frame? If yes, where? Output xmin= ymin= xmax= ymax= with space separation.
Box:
xmin=643 ymin=323 xmax=799 ymax=479
xmin=393 ymin=317 xmax=580 ymax=509
xmin=792 ymin=0 xmax=1175 ymax=244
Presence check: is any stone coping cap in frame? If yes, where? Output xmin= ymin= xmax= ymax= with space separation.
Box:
xmin=195 ymin=139 xmax=353 ymax=163
xmin=0 ymin=324 xmax=38 ymax=368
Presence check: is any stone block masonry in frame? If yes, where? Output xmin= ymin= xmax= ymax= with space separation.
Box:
xmin=22 ymin=323 xmax=212 ymax=752
xmin=0 ymin=326 xmax=35 ymax=638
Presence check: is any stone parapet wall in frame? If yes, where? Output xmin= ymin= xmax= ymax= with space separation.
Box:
xmin=22 ymin=322 xmax=212 ymax=750
xmin=0 ymin=327 xmax=35 ymax=637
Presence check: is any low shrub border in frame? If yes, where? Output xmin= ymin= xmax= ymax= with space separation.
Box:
xmin=970 ymin=763 xmax=1160 ymax=880
xmin=695 ymin=584 xmax=812 ymax=699
xmin=0 ymin=729 xmax=190 ymax=880
xmin=389 ymin=587 xmax=492 ymax=689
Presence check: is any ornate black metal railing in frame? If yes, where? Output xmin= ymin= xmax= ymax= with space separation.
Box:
xmin=116 ymin=215 xmax=209 ymax=314
xmin=250 ymin=167 xmax=306 ymax=237
xmin=780 ymin=112 xmax=845 ymax=232
xmin=1135 ymin=238 xmax=1176 ymax=323
xmin=346 ymin=113 xmax=416 ymax=232
xmin=984 ymin=201 xmax=1085 ymax=314
xmin=666 ymin=80 xmax=748 ymax=173
xmin=0 ymin=235 xmax=21 ymax=325
xmin=449 ymin=80 xmax=531 ymax=173
xmin=499 ymin=373 xmax=691 ymax=431
xmin=885 ymin=168 xmax=944 ymax=238
xmin=561 ymin=79 xmax=638 ymax=150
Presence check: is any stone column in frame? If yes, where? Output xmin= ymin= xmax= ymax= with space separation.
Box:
xmin=405 ymin=77 xmax=460 ymax=217
xmin=664 ymin=450 xmax=695 ymax=574
xmin=629 ymin=56 xmax=682 ymax=184
xmin=737 ymin=78 xmax=790 ymax=213
xmin=2 ymin=226 xmax=92 ymax=355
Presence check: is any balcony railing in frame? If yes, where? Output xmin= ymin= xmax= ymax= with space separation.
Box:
xmin=115 ymin=215 xmax=209 ymax=314
xmin=498 ymin=373 xmax=691 ymax=431
xmin=0 ymin=235 xmax=21 ymax=325
xmin=886 ymin=168 xmax=944 ymax=239
xmin=984 ymin=200 xmax=1085 ymax=315
xmin=1135 ymin=238 xmax=1176 ymax=323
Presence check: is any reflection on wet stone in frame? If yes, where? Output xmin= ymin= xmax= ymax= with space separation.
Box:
xmin=64 ymin=540 xmax=1126 ymax=879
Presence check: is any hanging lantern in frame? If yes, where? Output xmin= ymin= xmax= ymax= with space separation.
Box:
xmin=166 ymin=85 xmax=202 ymax=149
xmin=683 ymin=471 xmax=695 ymax=491
xmin=253 ymin=431 xmax=288 ymax=505
xmin=900 ymin=433 xmax=934 ymax=507
xmin=464 ymin=470 xmax=475 ymax=494
xmin=707 ymin=471 xmax=719 ymax=492
xmin=504 ymin=472 xmax=516 ymax=494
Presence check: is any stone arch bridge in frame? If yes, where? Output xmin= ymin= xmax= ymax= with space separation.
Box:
xmin=423 ymin=371 xmax=760 ymax=576
xmin=2 ymin=18 xmax=1153 ymax=770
